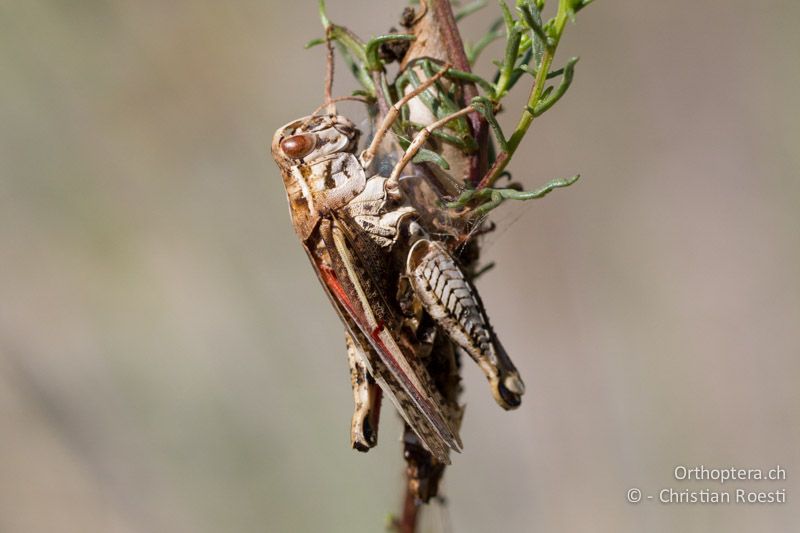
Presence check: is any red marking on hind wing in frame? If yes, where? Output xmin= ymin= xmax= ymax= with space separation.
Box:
xmin=319 ymin=264 xmax=357 ymax=314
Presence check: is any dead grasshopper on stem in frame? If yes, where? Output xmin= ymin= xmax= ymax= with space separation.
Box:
xmin=272 ymin=59 xmax=525 ymax=463
xmin=271 ymin=0 xmax=593 ymax=506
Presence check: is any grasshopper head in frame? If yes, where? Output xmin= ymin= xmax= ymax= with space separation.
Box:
xmin=272 ymin=114 xmax=360 ymax=167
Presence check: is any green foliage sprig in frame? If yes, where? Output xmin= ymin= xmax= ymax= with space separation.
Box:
xmin=307 ymin=0 xmax=594 ymax=216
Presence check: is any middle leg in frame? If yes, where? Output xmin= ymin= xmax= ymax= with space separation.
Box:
xmin=388 ymin=105 xmax=476 ymax=182
xmin=346 ymin=332 xmax=382 ymax=451
xmin=361 ymin=63 xmax=453 ymax=166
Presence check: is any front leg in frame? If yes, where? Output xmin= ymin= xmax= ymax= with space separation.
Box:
xmin=346 ymin=332 xmax=382 ymax=451
xmin=406 ymin=239 xmax=525 ymax=409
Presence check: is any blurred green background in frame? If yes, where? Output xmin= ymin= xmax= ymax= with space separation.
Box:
xmin=1 ymin=1 xmax=799 ymax=532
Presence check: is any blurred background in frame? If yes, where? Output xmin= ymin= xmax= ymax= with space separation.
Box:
xmin=1 ymin=1 xmax=799 ymax=532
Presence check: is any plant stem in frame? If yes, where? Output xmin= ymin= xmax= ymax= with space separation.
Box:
xmin=479 ymin=0 xmax=571 ymax=189
xmin=429 ymin=0 xmax=491 ymax=185
xmin=396 ymin=481 xmax=420 ymax=533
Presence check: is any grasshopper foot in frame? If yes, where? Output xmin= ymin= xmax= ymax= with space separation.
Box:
xmin=492 ymin=369 xmax=525 ymax=410
xmin=351 ymin=403 xmax=379 ymax=451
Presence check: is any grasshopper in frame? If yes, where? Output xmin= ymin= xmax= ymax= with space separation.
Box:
xmin=270 ymin=66 xmax=525 ymax=464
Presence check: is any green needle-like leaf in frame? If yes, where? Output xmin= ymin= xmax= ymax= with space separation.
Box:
xmin=530 ymin=56 xmax=578 ymax=116
xmin=413 ymin=148 xmax=451 ymax=170
xmin=446 ymin=174 xmax=580 ymax=215
xmin=470 ymin=96 xmax=508 ymax=151
xmin=455 ymin=0 xmax=489 ymax=21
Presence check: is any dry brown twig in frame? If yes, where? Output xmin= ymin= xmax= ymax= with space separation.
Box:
xmin=390 ymin=1 xmax=482 ymax=531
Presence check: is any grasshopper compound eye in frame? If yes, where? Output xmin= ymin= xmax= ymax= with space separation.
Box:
xmin=280 ymin=134 xmax=316 ymax=159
